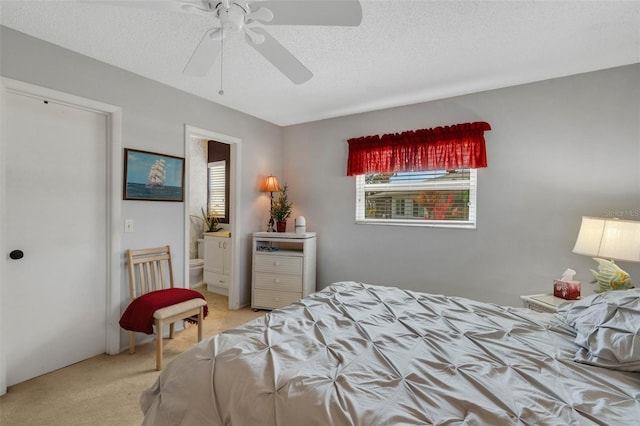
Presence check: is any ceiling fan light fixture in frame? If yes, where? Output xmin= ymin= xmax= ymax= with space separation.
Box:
xmin=218 ymin=3 xmax=247 ymax=32
xmin=207 ymin=28 xmax=224 ymax=41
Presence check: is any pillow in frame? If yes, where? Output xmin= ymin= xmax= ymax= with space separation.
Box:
xmin=556 ymin=288 xmax=640 ymax=371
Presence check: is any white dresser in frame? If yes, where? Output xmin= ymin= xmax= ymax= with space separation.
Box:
xmin=252 ymin=232 xmax=317 ymax=310
xmin=204 ymin=233 xmax=232 ymax=294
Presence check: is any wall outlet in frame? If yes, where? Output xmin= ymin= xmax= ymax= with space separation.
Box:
xmin=124 ymin=219 xmax=134 ymax=233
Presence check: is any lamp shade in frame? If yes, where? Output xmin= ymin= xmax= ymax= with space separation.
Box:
xmin=263 ymin=175 xmax=281 ymax=193
xmin=573 ymin=216 xmax=640 ymax=262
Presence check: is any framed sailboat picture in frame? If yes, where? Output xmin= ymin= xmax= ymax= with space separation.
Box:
xmin=123 ymin=148 xmax=185 ymax=202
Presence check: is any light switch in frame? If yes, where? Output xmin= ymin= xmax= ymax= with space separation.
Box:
xmin=125 ymin=219 xmax=134 ymax=233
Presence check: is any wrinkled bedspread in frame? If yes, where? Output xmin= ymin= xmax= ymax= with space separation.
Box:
xmin=141 ymin=281 xmax=640 ymax=425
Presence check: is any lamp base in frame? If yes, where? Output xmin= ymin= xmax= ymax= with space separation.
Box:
xmin=267 ymin=217 xmax=275 ymax=233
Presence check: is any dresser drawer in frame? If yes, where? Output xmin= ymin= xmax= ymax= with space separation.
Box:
xmin=254 ymin=254 xmax=302 ymax=275
xmin=253 ymin=289 xmax=301 ymax=310
xmin=204 ymin=271 xmax=230 ymax=289
xmin=254 ymin=272 xmax=302 ymax=292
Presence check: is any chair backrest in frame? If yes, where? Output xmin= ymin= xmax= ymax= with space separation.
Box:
xmin=126 ymin=245 xmax=176 ymax=301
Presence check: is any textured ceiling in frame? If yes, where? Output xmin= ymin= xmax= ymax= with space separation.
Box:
xmin=1 ymin=0 xmax=639 ymax=126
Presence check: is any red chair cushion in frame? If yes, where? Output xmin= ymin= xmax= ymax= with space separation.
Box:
xmin=119 ymin=288 xmax=208 ymax=335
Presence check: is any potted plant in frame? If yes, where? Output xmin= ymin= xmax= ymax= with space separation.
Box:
xmin=271 ymin=183 xmax=292 ymax=232
xmin=201 ymin=207 xmax=222 ymax=232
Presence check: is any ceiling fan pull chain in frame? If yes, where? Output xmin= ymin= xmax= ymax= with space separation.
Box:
xmin=218 ymin=29 xmax=224 ymax=96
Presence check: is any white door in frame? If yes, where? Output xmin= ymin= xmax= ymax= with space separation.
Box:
xmin=3 ymin=91 xmax=107 ymax=386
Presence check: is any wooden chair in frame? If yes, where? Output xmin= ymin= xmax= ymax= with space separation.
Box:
xmin=125 ymin=245 xmax=206 ymax=370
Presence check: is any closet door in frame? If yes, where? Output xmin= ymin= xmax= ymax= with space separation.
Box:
xmin=3 ymin=91 xmax=107 ymax=386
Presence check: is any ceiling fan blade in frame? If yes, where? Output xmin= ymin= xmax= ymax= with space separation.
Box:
xmin=253 ymin=0 xmax=362 ymax=26
xmin=246 ymin=7 xmax=274 ymax=24
xmin=183 ymin=28 xmax=224 ymax=76
xmin=245 ymin=27 xmax=313 ymax=84
xmin=91 ymin=0 xmax=212 ymax=15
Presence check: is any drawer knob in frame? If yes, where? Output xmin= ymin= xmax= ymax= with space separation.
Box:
xmin=274 ymin=261 xmax=280 ymax=266
xmin=274 ymin=279 xmax=280 ymax=284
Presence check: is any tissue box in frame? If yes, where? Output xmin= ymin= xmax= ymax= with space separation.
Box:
xmin=553 ymin=280 xmax=581 ymax=300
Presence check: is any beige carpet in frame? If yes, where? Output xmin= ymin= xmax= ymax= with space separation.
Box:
xmin=0 ymin=290 xmax=264 ymax=426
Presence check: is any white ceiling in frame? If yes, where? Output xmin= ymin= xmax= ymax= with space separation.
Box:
xmin=2 ymin=0 xmax=639 ymax=126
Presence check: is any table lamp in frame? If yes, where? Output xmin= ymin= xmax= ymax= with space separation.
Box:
xmin=573 ymin=216 xmax=640 ymax=292
xmin=262 ymin=175 xmax=281 ymax=232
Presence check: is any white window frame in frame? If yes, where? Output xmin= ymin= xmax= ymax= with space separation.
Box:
xmin=355 ymin=169 xmax=477 ymax=229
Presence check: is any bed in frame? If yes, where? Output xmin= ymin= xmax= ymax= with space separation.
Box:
xmin=140 ymin=281 xmax=640 ymax=425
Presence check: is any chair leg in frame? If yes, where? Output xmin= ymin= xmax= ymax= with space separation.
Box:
xmin=197 ymin=307 xmax=204 ymax=342
xmin=156 ymin=319 xmax=163 ymax=371
xmin=169 ymin=322 xmax=175 ymax=339
xmin=129 ymin=331 xmax=136 ymax=354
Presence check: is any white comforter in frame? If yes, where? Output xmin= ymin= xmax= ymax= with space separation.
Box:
xmin=141 ymin=282 xmax=640 ymax=425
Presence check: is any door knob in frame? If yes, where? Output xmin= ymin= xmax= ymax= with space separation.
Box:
xmin=9 ymin=250 xmax=24 ymax=260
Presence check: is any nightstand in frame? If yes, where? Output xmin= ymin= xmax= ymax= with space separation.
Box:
xmin=520 ymin=293 xmax=578 ymax=313
xmin=251 ymin=232 xmax=316 ymax=311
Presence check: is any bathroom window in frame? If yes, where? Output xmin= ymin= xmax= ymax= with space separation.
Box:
xmin=208 ymin=160 xmax=226 ymax=219
xmin=208 ymin=140 xmax=230 ymax=223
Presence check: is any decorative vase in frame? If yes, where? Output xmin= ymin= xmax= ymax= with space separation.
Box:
xmin=276 ymin=221 xmax=287 ymax=232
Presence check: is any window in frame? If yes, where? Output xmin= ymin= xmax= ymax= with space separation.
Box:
xmin=208 ymin=160 xmax=226 ymax=218
xmin=356 ymin=169 xmax=477 ymax=228
xmin=347 ymin=121 xmax=489 ymax=229
xmin=207 ymin=140 xmax=230 ymax=223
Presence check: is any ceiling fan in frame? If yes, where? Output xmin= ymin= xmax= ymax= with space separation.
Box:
xmin=107 ymin=0 xmax=362 ymax=85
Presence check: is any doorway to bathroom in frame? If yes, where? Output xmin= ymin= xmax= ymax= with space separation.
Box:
xmin=183 ymin=125 xmax=242 ymax=310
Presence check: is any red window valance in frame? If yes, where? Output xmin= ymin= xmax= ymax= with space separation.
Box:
xmin=346 ymin=121 xmax=491 ymax=176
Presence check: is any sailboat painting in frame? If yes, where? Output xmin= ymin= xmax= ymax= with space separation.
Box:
xmin=124 ymin=149 xmax=184 ymax=201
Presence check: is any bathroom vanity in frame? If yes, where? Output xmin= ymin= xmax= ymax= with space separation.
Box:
xmin=203 ymin=232 xmax=232 ymax=295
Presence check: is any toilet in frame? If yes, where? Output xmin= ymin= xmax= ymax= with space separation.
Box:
xmin=189 ymin=239 xmax=205 ymax=288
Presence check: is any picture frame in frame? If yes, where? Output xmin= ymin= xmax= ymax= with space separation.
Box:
xmin=123 ymin=148 xmax=185 ymax=202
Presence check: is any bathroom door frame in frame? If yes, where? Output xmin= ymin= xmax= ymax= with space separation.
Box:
xmin=183 ymin=125 xmax=242 ymax=310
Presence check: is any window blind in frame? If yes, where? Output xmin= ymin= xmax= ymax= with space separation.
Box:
xmin=208 ymin=161 xmax=226 ymax=218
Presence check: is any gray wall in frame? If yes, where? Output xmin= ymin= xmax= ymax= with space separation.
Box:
xmin=282 ymin=64 xmax=640 ymax=306
xmin=2 ymin=25 xmax=638 ymax=313
xmin=0 ymin=26 xmax=282 ymax=345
